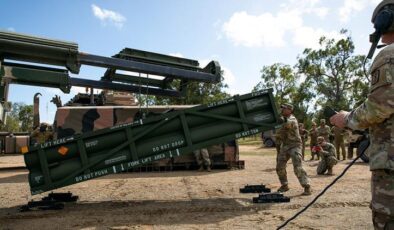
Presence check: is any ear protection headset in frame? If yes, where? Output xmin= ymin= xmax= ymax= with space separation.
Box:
xmin=373 ymin=7 xmax=394 ymax=33
xmin=367 ymin=1 xmax=394 ymax=58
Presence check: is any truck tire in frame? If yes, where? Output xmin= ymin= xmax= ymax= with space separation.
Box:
xmin=264 ymin=138 xmax=275 ymax=148
xmin=357 ymin=139 xmax=370 ymax=163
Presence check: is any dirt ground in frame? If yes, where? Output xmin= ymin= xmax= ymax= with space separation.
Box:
xmin=0 ymin=145 xmax=373 ymax=230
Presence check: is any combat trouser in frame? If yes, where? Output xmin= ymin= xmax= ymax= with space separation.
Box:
xmin=371 ymin=170 xmax=394 ymax=230
xmin=334 ymin=138 xmax=347 ymax=160
xmin=193 ymin=148 xmax=211 ymax=167
xmin=276 ymin=146 xmax=310 ymax=187
xmin=317 ymin=156 xmax=337 ymax=175
xmin=310 ymin=144 xmax=320 ymax=160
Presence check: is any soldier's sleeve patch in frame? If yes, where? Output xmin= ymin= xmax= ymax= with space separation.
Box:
xmin=371 ymin=69 xmax=380 ymax=85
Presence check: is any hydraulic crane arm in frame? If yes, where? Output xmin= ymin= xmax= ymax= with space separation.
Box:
xmin=0 ymin=31 xmax=222 ymax=122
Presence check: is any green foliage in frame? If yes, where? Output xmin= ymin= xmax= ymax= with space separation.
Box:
xmin=253 ymin=30 xmax=370 ymax=128
xmin=138 ymin=73 xmax=230 ymax=105
xmin=253 ymin=63 xmax=314 ymax=124
xmin=253 ymin=63 xmax=297 ymax=106
xmin=18 ymin=104 xmax=34 ymax=131
xmin=297 ymin=30 xmax=370 ymax=111
xmin=0 ymin=102 xmax=34 ymax=132
xmin=1 ymin=115 xmax=20 ymax=133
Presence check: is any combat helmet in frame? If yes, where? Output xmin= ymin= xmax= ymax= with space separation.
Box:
xmin=368 ymin=0 xmax=394 ymax=58
xmin=372 ymin=0 xmax=394 ymax=33
xmin=317 ymin=136 xmax=325 ymax=144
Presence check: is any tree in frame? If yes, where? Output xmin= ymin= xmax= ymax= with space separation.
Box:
xmin=1 ymin=115 xmax=19 ymax=133
xmin=253 ymin=63 xmax=317 ymax=125
xmin=296 ymin=30 xmax=370 ymax=111
xmin=0 ymin=102 xmax=34 ymax=132
xmin=138 ymin=72 xmax=230 ymax=105
xmin=253 ymin=63 xmax=298 ymax=106
xmin=18 ymin=104 xmax=34 ymax=131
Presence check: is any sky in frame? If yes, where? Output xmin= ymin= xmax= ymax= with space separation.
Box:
xmin=1 ymin=0 xmax=381 ymax=122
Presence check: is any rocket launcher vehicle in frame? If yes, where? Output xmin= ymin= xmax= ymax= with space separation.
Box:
xmin=23 ymin=89 xmax=281 ymax=195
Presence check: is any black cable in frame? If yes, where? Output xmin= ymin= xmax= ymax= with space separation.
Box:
xmin=277 ymin=155 xmax=362 ymax=230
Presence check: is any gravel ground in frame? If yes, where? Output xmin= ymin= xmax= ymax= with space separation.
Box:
xmin=0 ymin=145 xmax=373 ymax=230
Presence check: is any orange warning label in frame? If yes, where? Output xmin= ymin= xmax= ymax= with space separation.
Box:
xmin=58 ymin=146 xmax=69 ymax=156
xmin=21 ymin=146 xmax=29 ymax=154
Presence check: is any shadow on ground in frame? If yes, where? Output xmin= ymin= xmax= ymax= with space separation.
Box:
xmin=0 ymin=197 xmax=274 ymax=228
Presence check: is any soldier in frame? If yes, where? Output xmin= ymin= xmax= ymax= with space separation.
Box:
xmin=30 ymin=123 xmax=54 ymax=145
xmin=331 ymin=126 xmax=347 ymax=160
xmin=193 ymin=148 xmax=211 ymax=172
xmin=274 ymin=116 xmax=286 ymax=155
xmin=299 ymin=123 xmax=309 ymax=160
xmin=275 ymin=103 xmax=311 ymax=195
xmin=309 ymin=122 xmax=320 ymax=160
xmin=315 ymin=136 xmax=338 ymax=175
xmin=317 ymin=119 xmax=331 ymax=143
xmin=330 ymin=1 xmax=394 ymax=228
xmin=274 ymin=132 xmax=282 ymax=155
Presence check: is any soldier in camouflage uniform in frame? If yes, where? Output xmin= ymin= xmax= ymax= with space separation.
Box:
xmin=193 ymin=148 xmax=211 ymax=172
xmin=317 ymin=119 xmax=331 ymax=143
xmin=274 ymin=132 xmax=282 ymax=155
xmin=299 ymin=123 xmax=309 ymax=160
xmin=309 ymin=122 xmax=320 ymax=160
xmin=315 ymin=137 xmax=338 ymax=175
xmin=331 ymin=126 xmax=347 ymax=160
xmin=330 ymin=1 xmax=394 ymax=228
xmin=30 ymin=123 xmax=54 ymax=145
xmin=276 ymin=103 xmax=311 ymax=195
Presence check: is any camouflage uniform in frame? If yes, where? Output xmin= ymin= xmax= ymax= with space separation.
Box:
xmin=317 ymin=119 xmax=331 ymax=143
xmin=331 ymin=126 xmax=347 ymax=160
xmin=193 ymin=148 xmax=211 ymax=170
xmin=316 ymin=141 xmax=338 ymax=175
xmin=274 ymin=131 xmax=282 ymax=155
xmin=276 ymin=114 xmax=310 ymax=188
xmin=309 ymin=125 xmax=320 ymax=160
xmin=345 ymin=43 xmax=394 ymax=228
xmin=299 ymin=124 xmax=309 ymax=160
xmin=274 ymin=117 xmax=285 ymax=155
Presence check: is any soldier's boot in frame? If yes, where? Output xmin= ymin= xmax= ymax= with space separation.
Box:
xmin=302 ymin=185 xmax=312 ymax=196
xmin=327 ymin=168 xmax=333 ymax=175
xmin=198 ymin=166 xmax=204 ymax=172
xmin=206 ymin=165 xmax=211 ymax=172
xmin=277 ymin=184 xmax=289 ymax=193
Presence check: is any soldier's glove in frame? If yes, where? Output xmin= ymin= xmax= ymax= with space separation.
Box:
xmin=312 ymin=146 xmax=322 ymax=152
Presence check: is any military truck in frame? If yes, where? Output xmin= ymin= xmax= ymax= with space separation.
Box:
xmin=0 ymin=31 xmax=281 ymax=198
xmin=0 ymin=30 xmax=240 ymax=169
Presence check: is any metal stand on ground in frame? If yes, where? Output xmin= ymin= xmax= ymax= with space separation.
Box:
xmin=240 ymin=184 xmax=290 ymax=203
xmin=240 ymin=184 xmax=271 ymax=193
xmin=19 ymin=192 xmax=79 ymax=212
